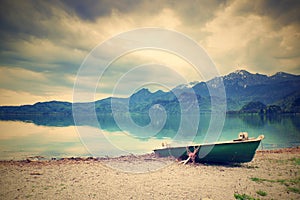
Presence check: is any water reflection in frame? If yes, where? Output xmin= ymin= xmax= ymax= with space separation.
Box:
xmin=0 ymin=114 xmax=299 ymax=159
xmin=0 ymin=121 xmax=89 ymax=160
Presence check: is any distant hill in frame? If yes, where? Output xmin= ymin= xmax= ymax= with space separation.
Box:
xmin=0 ymin=101 xmax=72 ymax=115
xmin=0 ymin=70 xmax=299 ymax=115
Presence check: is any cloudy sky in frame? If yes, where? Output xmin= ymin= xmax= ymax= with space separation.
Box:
xmin=0 ymin=0 xmax=299 ymax=105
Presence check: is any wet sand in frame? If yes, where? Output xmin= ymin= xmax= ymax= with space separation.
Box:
xmin=0 ymin=147 xmax=299 ymax=200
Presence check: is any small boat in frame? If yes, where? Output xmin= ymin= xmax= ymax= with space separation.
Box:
xmin=153 ymin=133 xmax=264 ymax=164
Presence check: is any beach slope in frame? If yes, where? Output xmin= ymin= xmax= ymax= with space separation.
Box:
xmin=0 ymin=148 xmax=299 ymax=200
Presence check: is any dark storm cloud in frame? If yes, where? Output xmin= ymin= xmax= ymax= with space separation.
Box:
xmin=233 ymin=0 xmax=300 ymax=26
xmin=0 ymin=0 xmax=57 ymax=38
xmin=0 ymin=0 xmax=299 ymax=105
xmin=258 ymin=0 xmax=300 ymax=25
xmin=0 ymin=0 xmax=87 ymax=73
xmin=59 ymin=0 xmax=142 ymax=21
xmin=1 ymin=0 xmax=298 ymax=41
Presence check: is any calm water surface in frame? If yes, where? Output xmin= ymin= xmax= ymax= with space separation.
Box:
xmin=0 ymin=114 xmax=299 ymax=160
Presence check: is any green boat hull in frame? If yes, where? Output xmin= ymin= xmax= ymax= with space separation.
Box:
xmin=154 ymin=139 xmax=262 ymax=163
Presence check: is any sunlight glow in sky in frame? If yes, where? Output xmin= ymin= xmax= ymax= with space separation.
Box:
xmin=0 ymin=0 xmax=299 ymax=105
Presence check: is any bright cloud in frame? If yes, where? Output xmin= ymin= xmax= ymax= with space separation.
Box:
xmin=0 ymin=0 xmax=299 ymax=105
xmin=202 ymin=0 xmax=300 ymax=75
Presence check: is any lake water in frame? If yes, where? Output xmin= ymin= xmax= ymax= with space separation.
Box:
xmin=0 ymin=114 xmax=299 ymax=160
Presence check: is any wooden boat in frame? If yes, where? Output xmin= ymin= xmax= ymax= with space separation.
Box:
xmin=153 ymin=133 xmax=264 ymax=164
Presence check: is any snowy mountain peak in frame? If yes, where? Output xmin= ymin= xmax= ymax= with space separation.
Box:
xmin=233 ymin=69 xmax=251 ymax=76
xmin=222 ymin=70 xmax=268 ymax=87
xmin=224 ymin=70 xmax=253 ymax=81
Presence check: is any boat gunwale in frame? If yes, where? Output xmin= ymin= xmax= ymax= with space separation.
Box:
xmin=153 ymin=137 xmax=262 ymax=151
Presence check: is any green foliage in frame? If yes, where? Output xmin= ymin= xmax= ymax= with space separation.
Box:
xmin=256 ymin=190 xmax=267 ymax=196
xmin=239 ymin=102 xmax=284 ymax=114
xmin=287 ymin=187 xmax=300 ymax=194
xmin=250 ymin=177 xmax=260 ymax=182
xmin=291 ymin=98 xmax=300 ymax=113
xmin=234 ymin=193 xmax=259 ymax=200
xmin=250 ymin=177 xmax=300 ymax=185
xmin=276 ymin=179 xmax=287 ymax=185
xmin=265 ymin=105 xmax=282 ymax=114
xmin=289 ymin=177 xmax=300 ymax=185
xmin=278 ymin=91 xmax=300 ymax=113
xmin=250 ymin=177 xmax=271 ymax=183
xmin=250 ymin=177 xmax=300 ymax=194
xmin=290 ymin=157 xmax=300 ymax=165
xmin=240 ymin=101 xmax=266 ymax=113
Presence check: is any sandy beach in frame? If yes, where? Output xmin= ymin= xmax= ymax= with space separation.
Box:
xmin=0 ymin=148 xmax=299 ymax=200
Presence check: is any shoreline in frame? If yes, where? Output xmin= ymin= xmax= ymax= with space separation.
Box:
xmin=1 ymin=146 xmax=299 ymax=163
xmin=256 ymin=146 xmax=300 ymax=154
xmin=1 ymin=147 xmax=299 ymax=199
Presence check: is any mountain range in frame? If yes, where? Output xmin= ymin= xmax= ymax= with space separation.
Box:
xmin=1 ymin=70 xmax=300 ymax=115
